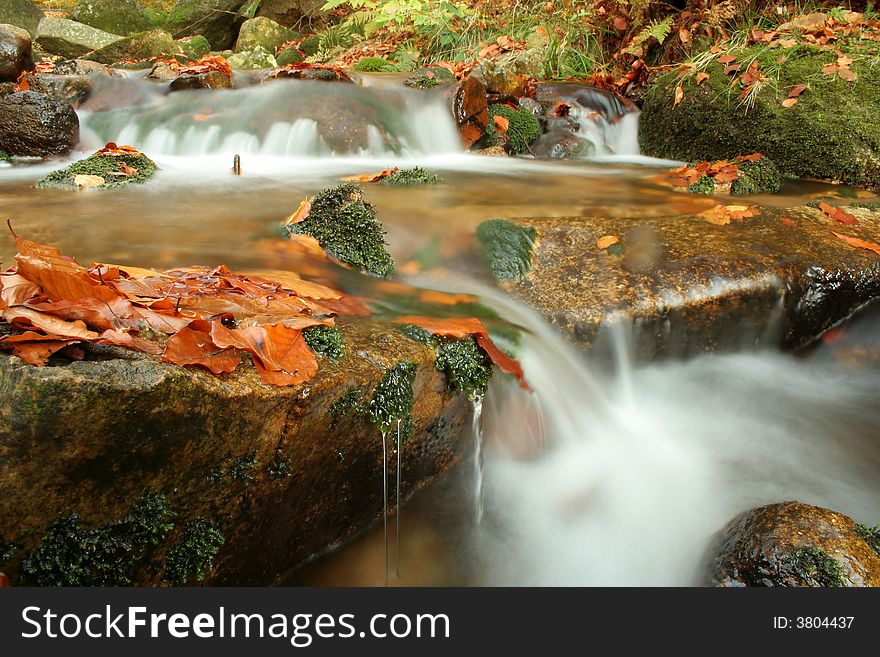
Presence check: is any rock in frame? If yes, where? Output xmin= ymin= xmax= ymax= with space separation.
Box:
xmin=165 ymin=0 xmax=249 ymax=51
xmin=470 ymin=49 xmax=542 ymax=96
xmin=404 ymin=66 xmax=455 ymax=90
xmin=227 ymin=45 xmax=276 ymax=69
xmin=274 ymin=43 xmax=303 ymax=66
xmin=35 ymin=17 xmax=121 ymax=60
xmin=37 ymin=150 xmax=158 ymax=189
xmin=234 ymin=16 xmax=296 ymax=54
xmin=0 ymin=23 xmax=33 ymax=82
xmin=454 ymin=75 xmax=488 ymax=148
xmin=709 ymin=502 xmax=880 ymax=587
xmin=640 ymin=44 xmax=880 ymax=189
xmin=0 ymin=90 xmax=79 ymax=157
xmin=176 ymin=34 xmax=211 ymax=60
xmin=0 ymin=320 xmax=470 ymax=585
xmin=531 ymin=130 xmax=593 ymax=159
xmin=475 ymin=205 xmax=880 ymax=357
xmin=169 ymin=70 xmax=231 ymax=91
xmin=256 ymin=0 xmax=326 ymax=30
xmin=70 ymin=0 xmax=151 ymax=37
xmin=0 ymin=0 xmax=43 ymax=38
xmin=25 ymin=73 xmax=94 ymax=105
xmin=84 ymin=29 xmax=179 ymax=65
xmin=264 ymin=65 xmax=351 ymax=83
xmin=52 ymin=58 xmax=120 ymax=77
xmin=476 ymin=145 xmax=507 ymax=157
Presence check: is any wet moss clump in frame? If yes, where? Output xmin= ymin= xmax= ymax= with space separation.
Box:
xmin=731 ymin=158 xmax=782 ymax=195
xmin=287 ymin=183 xmax=394 ymax=278
xmin=330 ymin=386 xmax=366 ymax=428
xmin=36 ymin=153 xmax=159 ymax=190
xmin=435 ymin=336 xmax=492 ymax=401
xmin=850 ymin=200 xmax=880 ymax=210
xmin=368 ymin=361 xmax=417 ymax=433
xmin=487 ymin=104 xmax=541 ymax=155
xmin=303 ymin=325 xmax=345 ymax=360
xmin=20 ymin=493 xmax=175 ymax=586
xmin=791 ymin=547 xmax=845 ymax=587
xmin=227 ymin=450 xmax=258 ymax=483
xmin=353 ymin=56 xmax=395 ymax=72
xmin=404 ymin=67 xmax=454 ymax=89
xmin=688 ymin=174 xmax=716 ymax=195
xmin=0 ymin=151 xmax=9 ymax=162
xmin=476 ymin=219 xmax=536 ymax=281
xmin=0 ymin=537 xmax=14 ymax=564
xmin=399 ymin=324 xmax=435 ymax=345
xmin=163 ymin=518 xmax=224 ymax=586
xmin=382 ymin=167 xmax=441 ymax=186
xmin=855 ymin=524 xmax=880 ymax=557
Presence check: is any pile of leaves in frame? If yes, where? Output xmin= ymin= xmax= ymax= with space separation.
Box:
xmin=264 ymin=62 xmax=352 ymax=83
xmin=663 ymin=153 xmax=780 ymax=196
xmin=154 ymin=54 xmax=233 ymax=78
xmin=36 ymin=143 xmax=158 ymax=191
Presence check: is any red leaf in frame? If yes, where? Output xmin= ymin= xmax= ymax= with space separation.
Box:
xmin=161 ymin=326 xmax=241 ymax=374
xmin=830 ymin=231 xmax=880 ymax=256
xmin=818 ymin=202 xmax=859 ymax=225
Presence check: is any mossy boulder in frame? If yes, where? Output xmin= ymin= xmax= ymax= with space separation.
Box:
xmin=487 ymin=104 xmax=540 ymax=155
xmin=0 ymin=319 xmax=470 ymax=585
xmin=37 ymin=151 xmax=158 ymax=190
xmin=353 ymin=56 xmax=395 ymax=73
xmin=175 ymin=34 xmax=211 ymax=60
xmin=382 ymin=167 xmax=440 ymax=187
xmin=709 ymin=501 xmax=880 ymax=587
xmin=227 ymin=45 xmax=276 ymax=69
xmin=0 ymin=0 xmax=43 ymax=38
xmin=255 ymin=0 xmax=326 ymax=31
xmin=165 ymin=0 xmax=249 ymax=51
xmin=274 ymin=43 xmax=303 ymax=66
xmin=84 ymin=29 xmax=178 ymax=65
xmin=35 ymin=17 xmax=121 ymax=60
xmin=71 ymin=0 xmax=152 ymax=37
xmin=404 ymin=66 xmax=455 ymax=89
xmin=640 ymin=44 xmax=880 ymax=189
xmin=234 ymin=16 xmax=296 ymax=54
xmin=0 ymin=23 xmax=33 ymax=82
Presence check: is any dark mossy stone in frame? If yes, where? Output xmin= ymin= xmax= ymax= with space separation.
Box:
xmin=84 ymin=29 xmax=178 ymax=65
xmin=368 ymin=361 xmax=417 ymax=433
xmin=162 ymin=518 xmax=224 ymax=585
xmin=476 ymin=218 xmax=536 ymax=281
xmin=487 ymin=103 xmax=540 ymax=155
xmin=176 ymin=34 xmax=211 ymax=60
xmin=274 ymin=43 xmax=303 ymax=66
xmin=382 ymin=167 xmax=440 ymax=186
xmin=731 ymin=157 xmax=782 ymax=195
xmin=36 ymin=152 xmax=158 ymax=190
xmin=165 ymin=0 xmax=249 ymax=51
xmin=303 ymin=324 xmax=344 ymax=360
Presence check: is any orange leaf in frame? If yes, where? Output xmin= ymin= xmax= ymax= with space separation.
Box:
xmin=780 ymin=217 xmax=798 ymax=227
xmin=0 ymin=335 xmax=75 ymax=366
xmin=596 ymin=235 xmax=619 ymax=249
xmin=161 ymin=326 xmax=241 ymax=374
xmin=210 ymin=322 xmax=317 ymax=383
xmin=781 ymin=97 xmax=799 ymax=107
xmin=285 ymin=197 xmax=312 ymax=225
xmin=341 ymin=167 xmax=399 ymax=183
xmin=2 ymin=306 xmax=99 ymax=339
xmin=695 ymin=72 xmax=710 ymax=85
xmin=818 ymin=202 xmax=859 ymax=225
xmin=95 ymin=142 xmax=143 ymax=157
xmin=98 ymin=329 xmax=163 ymax=355
xmin=14 ymin=71 xmax=29 ymax=92
xmin=0 ymin=272 xmax=40 ymax=306
xmin=673 ymin=85 xmax=684 ymax=107
xmin=830 ymin=231 xmax=880 ymax=256
xmin=493 ymin=114 xmax=510 ymax=133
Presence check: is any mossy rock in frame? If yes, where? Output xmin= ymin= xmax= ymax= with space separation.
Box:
xmin=165 ymin=0 xmax=248 ymax=50
xmin=84 ymin=29 xmax=178 ymax=65
xmin=404 ymin=66 xmax=455 ymax=89
xmin=640 ymin=44 xmax=880 ymax=189
xmin=382 ymin=167 xmax=440 ymax=187
xmin=298 ymin=34 xmax=319 ymax=57
xmin=353 ymin=56 xmax=394 ymax=73
xmin=275 ymin=43 xmax=303 ymax=66
xmin=227 ymin=45 xmax=276 ymax=69
xmin=487 ymin=104 xmax=540 ymax=155
xmin=36 ymin=152 xmax=159 ymax=190
xmin=176 ymin=34 xmax=211 ymax=60
xmin=234 ymin=16 xmax=297 ymax=54
xmin=0 ymin=0 xmax=43 ymax=38
xmin=476 ymin=218 xmax=536 ymax=281
xmin=303 ymin=325 xmax=344 ymax=360
xmin=71 ymin=0 xmax=152 ymax=37
xmin=35 ymin=17 xmax=120 ymax=60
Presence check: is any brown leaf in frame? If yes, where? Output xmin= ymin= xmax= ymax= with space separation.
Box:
xmin=98 ymin=329 xmax=163 ymax=355
xmin=673 ymin=85 xmax=684 ymax=107
xmin=0 ymin=334 xmax=76 ymax=366
xmin=788 ymin=84 xmax=807 ymax=98
xmin=596 ymin=235 xmax=620 ymax=249
xmin=717 ymin=54 xmax=737 ymax=64
xmin=0 ymin=273 xmax=40 ymax=306
xmin=95 ymin=142 xmax=143 ymax=157
xmin=210 ymin=322 xmax=317 ymax=383
xmin=723 ymin=63 xmax=741 ymax=76
xmin=25 ymin=297 xmax=136 ymax=332
xmin=830 ymin=231 xmax=880 ymax=256
xmin=695 ymin=72 xmax=710 ymax=85
xmin=818 ymin=202 xmax=859 ymax=225
xmin=73 ymin=174 xmax=105 ymax=188
xmin=780 ymin=217 xmax=798 ymax=227
xmin=341 ymin=167 xmax=399 ymax=183
xmin=161 ymin=325 xmax=241 ymax=374
xmin=782 ymin=97 xmax=799 ymax=107
xmin=285 ymin=197 xmax=312 ymax=225
xmin=2 ymin=306 xmax=99 ymax=339
xmin=493 ymin=114 xmax=510 ymax=133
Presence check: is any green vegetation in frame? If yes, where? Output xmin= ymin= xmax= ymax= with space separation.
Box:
xmin=435 ymin=336 xmax=492 ymax=400
xmin=353 ymin=56 xmax=395 ymax=72
xmin=163 ymin=518 xmax=224 ymax=585
xmin=227 ymin=450 xmax=258 ymax=483
xmin=0 ymin=151 xmax=9 ymax=162
xmin=37 ymin=153 xmax=159 ymax=190
xmin=855 ymin=524 xmax=880 ymax=558
xmin=382 ymin=167 xmax=441 ymax=186
xmin=287 ymin=183 xmax=394 ymax=278
xmin=330 ymin=386 xmax=366 ymax=428
xmin=368 ymin=361 xmax=417 ymax=433
xmin=0 ymin=537 xmax=15 ymax=564
xmin=791 ymin=547 xmax=845 ymax=587
xmin=688 ymin=174 xmax=715 ymax=195
xmin=487 ymin=104 xmax=540 ymax=155
xmin=303 ymin=325 xmax=345 ymax=360
xmin=732 ymin=158 xmax=782 ymax=195
xmin=20 ymin=493 xmax=175 ymax=586
xmin=476 ymin=219 xmax=536 ymax=281
xmin=404 ymin=66 xmax=455 ymax=89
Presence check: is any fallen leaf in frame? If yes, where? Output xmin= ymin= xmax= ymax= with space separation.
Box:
xmin=788 ymin=84 xmax=807 ymax=97
xmin=0 ymin=273 xmax=40 ymax=306
xmin=596 ymin=235 xmax=620 ymax=249
xmin=673 ymin=85 xmax=684 ymax=107
xmin=341 ymin=167 xmax=399 ymax=183
xmin=161 ymin=325 xmax=242 ymax=374
xmin=723 ymin=63 xmax=741 ymax=75
xmin=73 ymin=174 xmax=105 ymax=188
xmin=782 ymin=97 xmax=799 ymax=107
xmin=493 ymin=114 xmax=510 ymax=133
xmin=2 ymin=306 xmax=99 ymax=339
xmin=98 ymin=329 xmax=163 ymax=355
xmin=285 ymin=197 xmax=312 ymax=225
xmin=818 ymin=202 xmax=859 ymax=225
xmin=830 ymin=231 xmax=880 ymax=256
xmin=695 ymin=72 xmax=710 ymax=85
xmin=780 ymin=217 xmax=798 ymax=227
xmin=717 ymin=54 xmax=737 ymax=64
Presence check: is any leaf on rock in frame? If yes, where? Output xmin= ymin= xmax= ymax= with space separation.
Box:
xmin=596 ymin=235 xmax=620 ymax=249
xmin=341 ymin=168 xmax=399 ymax=183
xmin=831 ymin=231 xmax=880 ymax=256
xmin=0 ymin=272 xmax=40 ymax=306
xmin=673 ymin=85 xmax=684 ymax=107
xmin=285 ymin=197 xmax=312 ymax=226
xmin=73 ymin=174 xmax=105 ymax=188
xmin=161 ymin=325 xmax=241 ymax=374
xmin=2 ymin=306 xmax=99 ymax=339
xmin=818 ymin=202 xmax=859 ymax=225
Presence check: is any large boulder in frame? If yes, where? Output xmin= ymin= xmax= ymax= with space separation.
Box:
xmin=70 ymin=0 xmax=151 ymax=37
xmin=640 ymin=44 xmax=880 ymax=189
xmin=0 ymin=0 xmax=43 ymax=38
xmin=165 ymin=0 xmax=249 ymax=51
xmin=84 ymin=29 xmax=178 ymax=64
xmin=35 ymin=17 xmax=121 ymax=60
xmin=0 ymin=320 xmax=472 ymax=585
xmin=227 ymin=45 xmax=276 ymax=69
xmin=256 ymin=0 xmax=326 ymax=30
xmin=0 ymin=90 xmax=79 ymax=157
xmin=709 ymin=502 xmax=880 ymax=587
xmin=0 ymin=23 xmax=33 ymax=82
xmin=475 ymin=204 xmax=880 ymax=358
xmin=234 ymin=16 xmax=296 ymax=53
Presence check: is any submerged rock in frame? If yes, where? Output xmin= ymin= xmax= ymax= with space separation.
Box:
xmin=453 ymin=76 xmax=488 ymax=148
xmin=84 ymin=29 xmax=179 ymax=65
xmin=0 ymin=0 xmax=43 ymax=38
xmin=35 ymin=17 xmax=121 ymax=60
xmin=709 ymin=501 xmax=880 ymax=587
xmin=70 ymin=0 xmax=151 ymax=37
xmin=234 ymin=16 xmax=296 ymax=54
xmin=37 ymin=150 xmax=158 ymax=190
xmin=0 ymin=23 xmax=33 ymax=82
xmin=0 ymin=320 xmax=470 ymax=585
xmin=0 ymin=90 xmax=79 ymax=156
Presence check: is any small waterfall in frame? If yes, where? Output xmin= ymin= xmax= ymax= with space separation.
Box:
xmin=472 ymin=396 xmax=485 ymax=524
xmin=395 ymin=418 xmax=402 ymax=580
xmin=380 ymin=430 xmax=389 ymax=587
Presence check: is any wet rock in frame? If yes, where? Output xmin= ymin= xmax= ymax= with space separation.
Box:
xmin=531 ymin=129 xmax=593 ymax=159
xmin=470 ymin=49 xmax=541 ymax=96
xmin=0 ymin=0 xmax=43 ymax=38
xmin=709 ymin=502 xmax=880 ymax=587
xmin=25 ymin=73 xmax=93 ymax=105
xmin=52 ymin=58 xmax=120 ymax=77
xmin=0 ymin=90 xmax=79 ymax=157
xmin=84 ymin=29 xmax=179 ymax=65
xmin=169 ymin=70 xmax=231 ymax=91
xmin=640 ymin=44 xmax=880 ymax=189
xmin=256 ymin=0 xmax=326 ymax=31
xmin=176 ymin=35 xmax=211 ymax=60
xmin=264 ymin=64 xmax=351 ymax=83
xmin=0 ymin=320 xmax=470 ymax=585
xmin=478 ymin=205 xmax=880 ymax=357
xmin=71 ymin=0 xmax=151 ymax=37
xmin=35 ymin=17 xmax=121 ymax=60
xmin=165 ymin=0 xmax=249 ymax=51
xmin=453 ymin=75 xmax=488 ymax=148
xmin=234 ymin=16 xmax=296 ymax=54
xmin=228 ymin=45 xmax=276 ymax=69
xmin=0 ymin=23 xmax=33 ymax=82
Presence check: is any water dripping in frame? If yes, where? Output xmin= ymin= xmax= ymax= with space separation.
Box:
xmin=381 ymin=430 xmax=389 ymax=587
xmin=472 ymin=396 xmax=485 ymax=524
xmin=395 ymin=418 xmax=402 ymax=579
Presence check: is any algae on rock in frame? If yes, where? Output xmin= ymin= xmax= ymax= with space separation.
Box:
xmin=37 ymin=151 xmax=158 ymax=190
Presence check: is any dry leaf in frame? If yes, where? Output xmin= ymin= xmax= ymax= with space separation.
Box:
xmin=73 ymin=174 xmax=105 ymax=188
xmin=818 ymin=202 xmax=859 ymax=225
xmin=830 ymin=231 xmax=880 ymax=256
xmin=596 ymin=235 xmax=620 ymax=249
xmin=673 ymin=85 xmax=684 ymax=107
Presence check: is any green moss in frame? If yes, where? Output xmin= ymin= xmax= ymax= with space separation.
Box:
xmin=299 ymin=35 xmax=320 ymax=57
xmin=850 ymin=200 xmax=880 ymax=210
xmin=368 ymin=361 xmax=417 ymax=433
xmin=162 ymin=518 xmax=224 ymax=586
xmin=275 ymin=44 xmax=304 ymax=66
xmin=0 ymin=537 xmax=15 ymax=564
xmin=36 ymin=153 xmax=159 ymax=190
xmin=382 ymin=167 xmax=441 ymax=186
xmin=487 ymin=104 xmax=541 ymax=155
xmin=476 ymin=219 xmax=536 ymax=281
xmin=0 ymin=151 xmax=9 ymax=162
xmin=286 ymin=183 xmax=394 ymax=278
xmin=404 ymin=66 xmax=455 ymax=89
xmin=353 ymin=56 xmax=395 ymax=72
xmin=855 ymin=524 xmax=880 ymax=557
xmin=731 ymin=158 xmax=782 ymax=195
xmin=303 ymin=325 xmax=345 ymax=360
xmin=791 ymin=547 xmax=845 ymax=587
xmin=176 ymin=34 xmax=211 ymax=60
xmin=227 ymin=450 xmax=258 ymax=483
xmin=399 ymin=324 xmax=435 ymax=346
xmin=20 ymin=493 xmax=175 ymax=586
xmin=435 ymin=337 xmax=492 ymax=401
xmin=330 ymin=386 xmax=366 ymax=428
xmin=687 ymin=174 xmax=716 ymax=195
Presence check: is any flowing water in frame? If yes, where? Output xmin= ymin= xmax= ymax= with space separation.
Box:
xmin=2 ymin=76 xmax=879 ymax=587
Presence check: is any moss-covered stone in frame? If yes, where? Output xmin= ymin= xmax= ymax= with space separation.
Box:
xmin=404 ymin=66 xmax=455 ymax=89
xmin=791 ymin=547 xmax=845 ymax=587
xmin=640 ymin=44 xmax=880 ymax=189
xmin=856 ymin=524 xmax=880 ymax=558
xmin=234 ymin=16 xmax=297 ymax=54
xmin=434 ymin=337 xmax=492 ymax=401
xmin=35 ymin=17 xmax=120 ymax=60
xmin=299 ymin=34 xmax=319 ymax=56
xmin=476 ymin=218 xmax=536 ymax=281
xmin=353 ymin=56 xmax=394 ymax=72
xmin=487 ymin=103 xmax=540 ymax=155
xmin=731 ymin=157 xmax=782 ymax=195
xmin=382 ymin=167 xmax=440 ymax=186
xmin=162 ymin=518 xmax=224 ymax=585
xmin=36 ymin=152 xmax=158 ymax=190
xmin=303 ymin=324 xmax=344 ymax=360
xmin=227 ymin=45 xmax=276 ymax=69
xmin=0 ymin=0 xmax=43 ymax=38
xmin=71 ymin=0 xmax=151 ymax=37
xmin=0 ymin=150 xmax=9 ymax=162
xmin=84 ymin=29 xmax=179 ymax=64
xmin=176 ymin=34 xmax=211 ymax=60
xmin=165 ymin=0 xmax=248 ymax=50
xmin=275 ymin=43 xmax=303 ymax=66
xmin=227 ymin=450 xmax=258 ymax=483
xmin=688 ymin=174 xmax=715 ymax=195
xmin=286 ymin=183 xmax=394 ymax=278
xmin=368 ymin=361 xmax=416 ymax=433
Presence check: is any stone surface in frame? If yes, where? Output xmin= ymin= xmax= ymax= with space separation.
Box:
xmin=0 ymin=320 xmax=471 ymax=585
xmin=0 ymin=0 xmax=43 ymax=38
xmin=470 ymin=49 xmax=542 ymax=96
xmin=71 ymin=0 xmax=151 ymax=37
xmin=0 ymin=90 xmax=79 ymax=157
xmin=227 ymin=45 xmax=276 ymax=69
xmin=35 ymin=17 xmax=120 ymax=60
xmin=169 ymin=70 xmax=231 ymax=91
xmin=165 ymin=0 xmax=249 ymax=51
xmin=256 ymin=0 xmax=326 ymax=31
xmin=234 ymin=16 xmax=296 ymax=54
xmin=478 ymin=205 xmax=880 ymax=357
xmin=709 ymin=501 xmax=880 ymax=587
xmin=0 ymin=23 xmax=33 ymax=82
xmin=84 ymin=29 xmax=178 ymax=65
xmin=176 ymin=35 xmax=211 ymax=60
xmin=454 ymin=75 xmax=488 ymax=149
